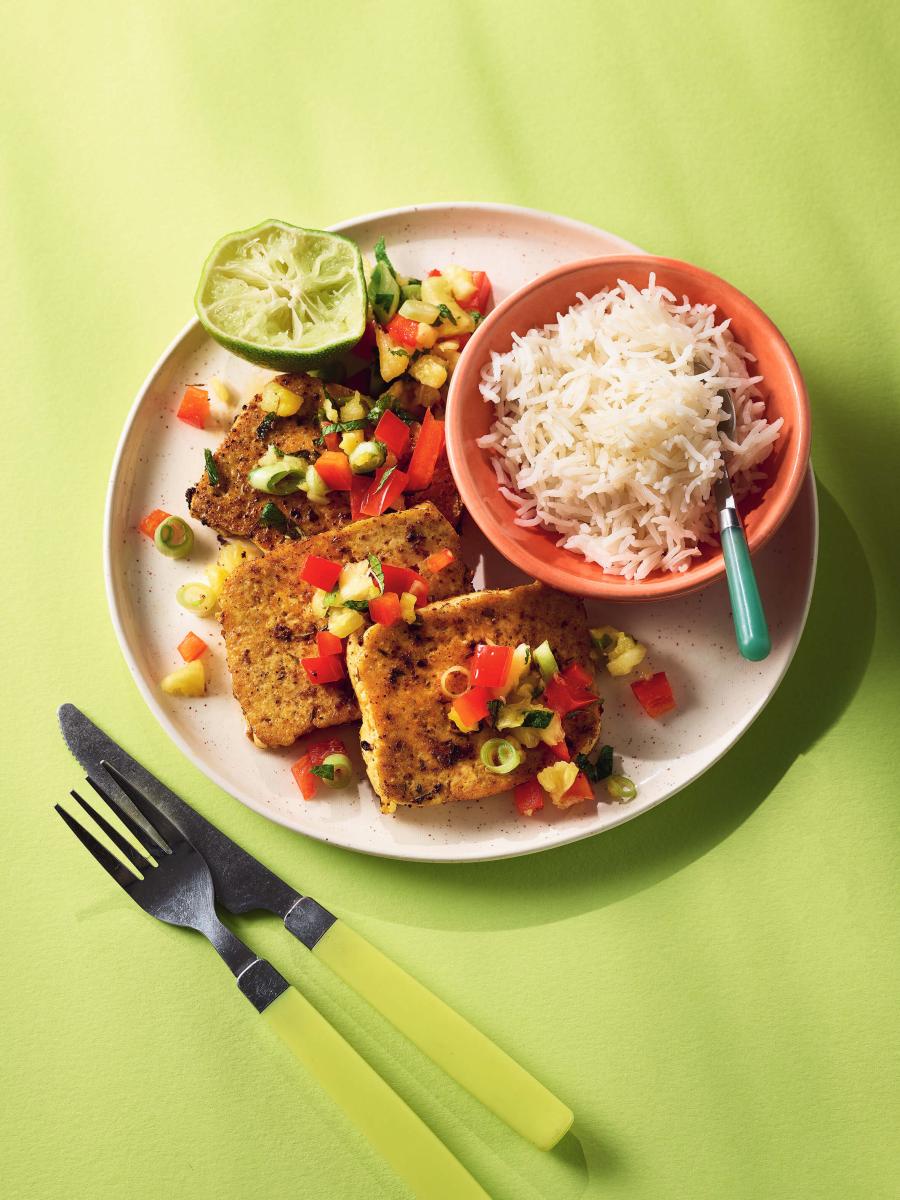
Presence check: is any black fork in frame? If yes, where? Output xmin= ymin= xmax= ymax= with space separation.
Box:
xmin=56 ymin=760 xmax=287 ymax=1010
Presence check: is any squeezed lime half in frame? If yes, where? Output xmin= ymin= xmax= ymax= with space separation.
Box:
xmin=194 ymin=219 xmax=367 ymax=371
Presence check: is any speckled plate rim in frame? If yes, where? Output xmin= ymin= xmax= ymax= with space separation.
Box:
xmin=103 ymin=202 xmax=817 ymax=863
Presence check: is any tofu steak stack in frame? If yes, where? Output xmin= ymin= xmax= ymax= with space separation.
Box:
xmin=219 ymin=503 xmax=470 ymax=747
xmin=346 ymin=583 xmax=603 ymax=813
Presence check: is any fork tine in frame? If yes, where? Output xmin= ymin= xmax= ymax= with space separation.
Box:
xmin=73 ymin=789 xmax=153 ymax=875
xmin=87 ymin=774 xmax=167 ymax=856
xmin=55 ymin=802 xmax=139 ymax=889
xmin=100 ymin=760 xmax=186 ymax=850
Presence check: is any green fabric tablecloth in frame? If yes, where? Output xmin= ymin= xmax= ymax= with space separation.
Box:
xmin=2 ymin=3 xmax=898 ymax=1197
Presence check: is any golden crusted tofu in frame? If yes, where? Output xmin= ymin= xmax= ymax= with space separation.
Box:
xmin=188 ymin=373 xmax=461 ymax=549
xmin=346 ymin=582 xmax=602 ymax=812
xmin=219 ymin=503 xmax=471 ymax=748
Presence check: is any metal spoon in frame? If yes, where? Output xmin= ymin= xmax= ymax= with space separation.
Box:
xmin=715 ymin=390 xmax=771 ymax=661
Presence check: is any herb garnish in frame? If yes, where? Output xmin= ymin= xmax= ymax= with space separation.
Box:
xmin=256 ymin=412 xmax=276 ymax=441
xmin=389 ymin=348 xmax=410 ymax=357
xmin=204 ymin=448 xmax=220 ymax=486
xmin=371 ymin=464 xmax=398 ymax=494
xmin=471 ymin=310 xmax=484 ymax=327
xmin=368 ymin=554 xmax=385 ymax=593
xmin=321 ymin=589 xmax=370 ymax=612
xmin=374 ymin=237 xmax=397 ymax=278
xmin=487 ymin=698 xmax=502 ymax=726
xmin=436 ymin=303 xmax=457 ymax=325
xmin=575 ymin=744 xmax=614 ymax=783
xmin=258 ymin=502 xmax=302 ymax=539
xmin=522 ymin=709 xmax=553 ymax=729
xmin=310 ymin=763 xmax=336 ymax=782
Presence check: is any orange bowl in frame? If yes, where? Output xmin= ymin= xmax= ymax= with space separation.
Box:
xmin=446 ymin=256 xmax=811 ymax=601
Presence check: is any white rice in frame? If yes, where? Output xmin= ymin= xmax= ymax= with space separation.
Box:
xmin=477 ymin=276 xmax=782 ymax=579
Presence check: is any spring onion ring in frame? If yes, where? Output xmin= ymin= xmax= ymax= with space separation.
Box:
xmin=320 ymin=753 xmax=353 ymax=788
xmin=606 ymin=774 xmax=637 ymax=801
xmin=440 ymin=666 xmax=471 ymax=697
xmin=176 ymin=581 xmax=218 ymax=617
xmin=480 ymin=738 xmax=522 ymax=775
xmin=247 ymin=460 xmax=307 ymax=495
xmin=154 ymin=516 xmax=194 ymax=559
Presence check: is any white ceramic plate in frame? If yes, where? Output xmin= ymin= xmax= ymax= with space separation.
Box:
xmin=105 ymin=202 xmax=817 ymax=863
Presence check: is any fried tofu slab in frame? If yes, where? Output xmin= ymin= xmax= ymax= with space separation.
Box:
xmin=219 ymin=503 xmax=471 ymax=748
xmin=346 ymin=583 xmax=602 ymax=812
xmin=188 ymin=373 xmax=461 ymax=549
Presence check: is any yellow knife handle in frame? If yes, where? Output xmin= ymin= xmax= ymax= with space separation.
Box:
xmin=310 ymin=918 xmax=573 ymax=1151
xmin=261 ymin=985 xmax=489 ymax=1200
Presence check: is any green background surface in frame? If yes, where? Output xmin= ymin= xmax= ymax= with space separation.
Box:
xmin=2 ymin=2 xmax=898 ymax=1197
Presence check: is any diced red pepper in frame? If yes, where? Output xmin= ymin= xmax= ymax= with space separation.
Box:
xmin=291 ymin=736 xmax=346 ymax=799
xmin=427 ymin=268 xmax=442 ymax=277
xmin=544 ymin=673 xmax=597 ymax=717
xmin=139 ymin=509 xmax=171 ymax=539
xmin=350 ymin=474 xmax=368 ymax=520
xmin=561 ymin=663 xmax=595 ymax=692
xmin=546 ymin=740 xmax=570 ymax=761
xmin=369 ymin=592 xmax=402 ymax=627
xmin=300 ymin=555 xmax=343 ymax=592
xmin=301 ymin=654 xmax=345 ymax=685
xmin=631 ymin=671 xmax=677 ymax=718
xmin=515 ymin=779 xmax=544 ymax=817
xmin=381 ymin=563 xmax=420 ymax=594
xmin=464 ymin=271 xmax=492 ymax=315
xmin=408 ymin=577 xmax=429 ymax=608
xmin=177 ymin=631 xmax=208 ymax=662
xmin=176 ymin=385 xmax=209 ymax=429
xmin=314 ymin=450 xmax=353 ymax=491
xmin=316 ymin=631 xmax=343 ymax=657
xmin=469 ymin=644 xmax=514 ymax=689
xmin=406 ymin=409 xmax=445 ymax=492
xmin=562 ymin=771 xmax=595 ymax=802
xmin=360 ymin=466 xmax=408 ymax=518
xmin=324 ymin=432 xmax=341 ymax=452
xmin=450 ymin=686 xmax=491 ymax=729
xmin=423 ymin=548 xmax=455 ymax=573
xmin=384 ymin=313 xmax=420 ymax=351
xmin=373 ymin=409 xmax=411 ymax=459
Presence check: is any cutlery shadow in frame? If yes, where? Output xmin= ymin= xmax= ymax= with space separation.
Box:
xmin=319 ymin=481 xmax=874 ymax=933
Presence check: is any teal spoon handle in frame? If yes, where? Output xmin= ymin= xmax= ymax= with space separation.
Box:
xmin=721 ymin=524 xmax=771 ymax=661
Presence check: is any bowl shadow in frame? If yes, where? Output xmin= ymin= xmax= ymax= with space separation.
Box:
xmin=327 ymin=480 xmax=873 ymax=932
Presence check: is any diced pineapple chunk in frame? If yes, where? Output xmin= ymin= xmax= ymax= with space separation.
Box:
xmin=161 ymin=660 xmax=206 ymax=697
xmin=328 ymin=607 xmax=366 ymax=637
xmin=339 ymin=559 xmax=379 ymax=602
xmin=340 ymin=428 xmax=365 ymax=455
xmin=399 ymin=592 xmax=417 ymax=624
xmin=375 ymin=326 xmax=410 ymax=382
xmin=409 ymin=355 xmax=448 ymax=390
xmin=537 ymin=761 xmax=579 ymax=805
xmin=208 ymin=377 xmax=233 ymax=406
xmin=442 ymin=265 xmax=476 ymax=304
xmin=261 ymin=380 xmax=304 ymax=417
xmin=415 ymin=323 xmax=438 ymax=350
xmin=217 ymin=539 xmax=262 ymax=576
xmin=340 ymin=393 xmax=367 ymax=422
xmin=421 ymin=274 xmax=475 ymax=336
xmin=310 ymin=589 xmax=330 ymax=619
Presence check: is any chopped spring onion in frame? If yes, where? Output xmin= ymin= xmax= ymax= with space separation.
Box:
xmin=440 ymin=666 xmax=471 ymax=697
xmin=315 ymin=752 xmax=353 ymax=788
xmin=248 ymin=456 xmax=308 ymax=495
xmin=480 ymin=738 xmax=522 ymax=775
xmin=533 ymin=640 xmax=559 ymax=680
xmin=260 ymin=379 xmax=304 ymax=417
xmin=204 ymin=449 xmax=220 ymax=486
xmin=521 ymin=709 xmax=553 ymax=729
xmin=154 ymin=516 xmax=194 ymax=559
xmin=399 ymin=297 xmax=441 ymax=324
xmin=305 ymin=464 xmax=330 ymax=503
xmin=606 ymin=774 xmax=637 ymax=801
xmin=349 ymin=440 xmax=387 ymax=475
xmin=177 ymin=581 xmax=218 ymax=617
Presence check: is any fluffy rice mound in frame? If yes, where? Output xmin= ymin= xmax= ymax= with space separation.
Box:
xmin=477 ymin=277 xmax=783 ymax=579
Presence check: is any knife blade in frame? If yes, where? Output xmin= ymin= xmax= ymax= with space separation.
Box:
xmin=57 ymin=703 xmax=335 ymax=946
